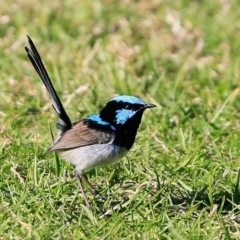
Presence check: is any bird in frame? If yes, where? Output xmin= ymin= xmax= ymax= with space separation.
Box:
xmin=25 ymin=36 xmax=156 ymax=208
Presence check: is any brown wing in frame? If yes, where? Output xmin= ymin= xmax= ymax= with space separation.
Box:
xmin=48 ymin=121 xmax=115 ymax=152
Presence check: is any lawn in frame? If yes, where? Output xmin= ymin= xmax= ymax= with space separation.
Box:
xmin=1 ymin=0 xmax=240 ymax=239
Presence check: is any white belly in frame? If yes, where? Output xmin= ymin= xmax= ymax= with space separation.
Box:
xmin=59 ymin=144 xmax=127 ymax=175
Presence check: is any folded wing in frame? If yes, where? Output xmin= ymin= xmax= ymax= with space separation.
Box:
xmin=48 ymin=120 xmax=115 ymax=152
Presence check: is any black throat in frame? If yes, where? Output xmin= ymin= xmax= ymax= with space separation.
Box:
xmin=114 ymin=111 xmax=144 ymax=150
xmin=100 ymin=100 xmax=146 ymax=150
xmin=103 ymin=110 xmax=144 ymax=150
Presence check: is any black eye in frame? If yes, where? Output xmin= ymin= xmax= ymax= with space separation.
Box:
xmin=125 ymin=104 xmax=131 ymax=110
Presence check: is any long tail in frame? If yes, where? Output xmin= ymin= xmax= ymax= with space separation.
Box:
xmin=25 ymin=35 xmax=72 ymax=133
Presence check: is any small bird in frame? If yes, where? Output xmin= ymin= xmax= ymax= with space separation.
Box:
xmin=25 ymin=36 xmax=156 ymax=208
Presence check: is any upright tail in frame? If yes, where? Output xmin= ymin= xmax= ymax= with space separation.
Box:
xmin=25 ymin=35 xmax=72 ymax=133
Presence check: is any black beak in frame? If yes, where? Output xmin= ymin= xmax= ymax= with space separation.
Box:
xmin=143 ymin=103 xmax=157 ymax=109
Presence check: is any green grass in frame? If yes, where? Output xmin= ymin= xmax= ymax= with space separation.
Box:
xmin=1 ymin=0 xmax=240 ymax=238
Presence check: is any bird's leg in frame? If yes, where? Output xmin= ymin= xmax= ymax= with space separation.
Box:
xmin=75 ymin=173 xmax=91 ymax=209
xmin=81 ymin=174 xmax=100 ymax=196
xmin=82 ymin=174 xmax=109 ymax=200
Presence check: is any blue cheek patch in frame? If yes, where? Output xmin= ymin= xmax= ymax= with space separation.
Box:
xmin=86 ymin=115 xmax=116 ymax=130
xmin=115 ymin=109 xmax=136 ymax=124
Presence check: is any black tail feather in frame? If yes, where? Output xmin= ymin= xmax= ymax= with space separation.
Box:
xmin=25 ymin=35 xmax=72 ymax=132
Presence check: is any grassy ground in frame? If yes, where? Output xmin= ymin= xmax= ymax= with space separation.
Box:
xmin=1 ymin=0 xmax=240 ymax=239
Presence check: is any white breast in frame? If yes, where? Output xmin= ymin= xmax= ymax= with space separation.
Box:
xmin=59 ymin=144 xmax=128 ymax=175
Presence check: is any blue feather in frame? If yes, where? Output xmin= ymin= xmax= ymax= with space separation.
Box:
xmin=110 ymin=95 xmax=144 ymax=105
xmin=86 ymin=115 xmax=116 ymax=130
xmin=115 ymin=109 xmax=136 ymax=124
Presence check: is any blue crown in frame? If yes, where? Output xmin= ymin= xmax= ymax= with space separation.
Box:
xmin=110 ymin=95 xmax=145 ymax=105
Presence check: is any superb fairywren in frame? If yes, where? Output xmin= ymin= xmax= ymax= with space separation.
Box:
xmin=25 ymin=36 xmax=156 ymax=208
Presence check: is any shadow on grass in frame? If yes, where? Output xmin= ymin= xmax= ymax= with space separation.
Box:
xmin=152 ymin=168 xmax=240 ymax=219
xmin=165 ymin=186 xmax=240 ymax=212
xmin=49 ymin=167 xmax=240 ymax=219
